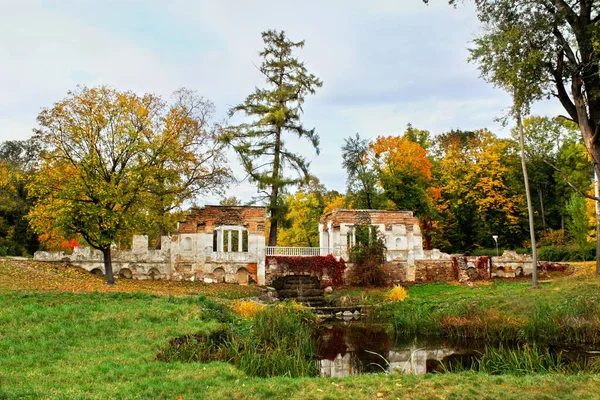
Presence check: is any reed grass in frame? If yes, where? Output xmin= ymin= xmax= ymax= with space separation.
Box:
xmin=389 ymin=279 xmax=600 ymax=344
xmin=156 ymin=301 xmax=319 ymax=378
xmin=443 ymin=343 xmax=600 ymax=375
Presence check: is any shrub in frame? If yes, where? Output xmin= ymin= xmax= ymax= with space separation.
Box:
xmin=231 ymin=300 xmax=266 ymax=318
xmin=157 ymin=301 xmax=319 ymax=378
xmin=538 ymin=245 xmax=596 ymax=262
xmin=386 ymin=285 xmax=408 ymax=302
xmin=348 ymin=225 xmax=389 ymax=287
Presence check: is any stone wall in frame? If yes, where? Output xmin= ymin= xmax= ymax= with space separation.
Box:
xmin=34 ymin=235 xmax=170 ymax=280
xmin=413 ymin=259 xmax=456 ymax=282
xmin=490 ymin=251 xmax=533 ymax=277
xmin=34 ymin=206 xmax=268 ymax=284
xmin=319 ymin=209 xmax=424 ymax=262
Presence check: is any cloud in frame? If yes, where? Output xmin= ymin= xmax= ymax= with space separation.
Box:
xmin=0 ymin=0 xmax=573 ymax=203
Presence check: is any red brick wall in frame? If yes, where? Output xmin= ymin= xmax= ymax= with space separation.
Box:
xmin=320 ymin=209 xmax=419 ymax=231
xmin=178 ymin=206 xmax=266 ymax=234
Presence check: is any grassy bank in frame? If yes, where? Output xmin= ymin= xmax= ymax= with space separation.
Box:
xmin=2 ymin=291 xmax=600 ymax=399
xmin=383 ymin=266 xmax=600 ymax=343
xmin=2 ymin=259 xmax=600 ymax=399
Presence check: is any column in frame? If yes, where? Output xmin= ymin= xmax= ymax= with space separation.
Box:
xmin=218 ymin=227 xmax=224 ymax=252
xmin=238 ymin=228 xmax=243 ymax=252
xmin=227 ymin=230 xmax=232 ymax=253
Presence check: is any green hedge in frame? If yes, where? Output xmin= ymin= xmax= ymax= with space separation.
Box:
xmin=537 ymin=245 xmax=596 ymax=262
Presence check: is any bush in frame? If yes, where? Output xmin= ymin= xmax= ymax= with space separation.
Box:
xmin=386 ymin=286 xmax=408 ymax=302
xmin=231 ymin=300 xmax=266 ymax=318
xmin=157 ymin=301 xmax=319 ymax=378
xmin=538 ymin=245 xmax=596 ymax=262
xmin=348 ymin=225 xmax=389 ymax=287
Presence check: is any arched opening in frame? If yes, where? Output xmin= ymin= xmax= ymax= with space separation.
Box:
xmin=495 ymin=267 xmax=506 ymax=278
xmin=182 ymin=237 xmax=192 ymax=251
xmin=213 ymin=267 xmax=226 ymax=283
xmin=90 ymin=268 xmax=104 ymax=277
xmin=515 ymin=267 xmax=524 ymax=277
xmin=237 ymin=267 xmax=249 ymax=285
xmin=118 ymin=268 xmax=133 ymax=279
xmin=148 ymin=268 xmax=161 ymax=280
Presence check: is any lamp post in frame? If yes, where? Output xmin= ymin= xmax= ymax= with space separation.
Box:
xmin=492 ymin=235 xmax=499 ymax=257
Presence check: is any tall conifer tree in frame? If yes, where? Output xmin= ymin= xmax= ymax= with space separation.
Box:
xmin=226 ymin=30 xmax=322 ymax=246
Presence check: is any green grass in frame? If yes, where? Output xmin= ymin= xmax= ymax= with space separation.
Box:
xmin=157 ymin=301 xmax=319 ymax=378
xmin=3 ymin=260 xmax=600 ymax=399
xmin=385 ymin=276 xmax=600 ymax=343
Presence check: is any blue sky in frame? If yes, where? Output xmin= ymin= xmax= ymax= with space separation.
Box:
xmin=0 ymin=0 xmax=563 ymax=204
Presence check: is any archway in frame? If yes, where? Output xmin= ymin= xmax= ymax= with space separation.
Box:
xmin=213 ymin=267 xmax=226 ymax=283
xmin=148 ymin=268 xmax=161 ymax=280
xmin=90 ymin=268 xmax=104 ymax=277
xmin=119 ymin=268 xmax=133 ymax=279
xmin=237 ymin=268 xmax=249 ymax=285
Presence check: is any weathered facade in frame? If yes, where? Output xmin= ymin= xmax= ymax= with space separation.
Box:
xmin=319 ymin=209 xmax=424 ymax=262
xmin=35 ymin=206 xmax=267 ymax=285
xmin=34 ymin=206 xmax=543 ymax=285
xmin=171 ymin=206 xmax=266 ymax=284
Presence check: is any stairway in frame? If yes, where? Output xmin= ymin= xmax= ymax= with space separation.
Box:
xmin=274 ymin=275 xmax=326 ymax=307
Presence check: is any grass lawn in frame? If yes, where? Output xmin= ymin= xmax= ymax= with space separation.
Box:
xmin=1 ymin=259 xmax=600 ymax=399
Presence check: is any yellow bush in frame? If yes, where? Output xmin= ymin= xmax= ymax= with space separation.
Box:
xmin=232 ymin=300 xmax=266 ymax=317
xmin=386 ymin=285 xmax=408 ymax=302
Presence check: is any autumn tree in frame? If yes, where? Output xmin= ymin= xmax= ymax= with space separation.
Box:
xmin=28 ymin=86 xmax=230 ymax=284
xmin=434 ymin=130 xmax=526 ymax=252
xmin=144 ymin=88 xmax=232 ymax=247
xmin=511 ymin=116 xmax=564 ymax=231
xmin=0 ymin=140 xmax=40 ymax=256
xmin=341 ymin=133 xmax=385 ymax=209
xmin=225 ymin=30 xmax=322 ymax=246
xmin=370 ymin=135 xmax=439 ymax=248
xmin=453 ymin=0 xmax=600 ymax=273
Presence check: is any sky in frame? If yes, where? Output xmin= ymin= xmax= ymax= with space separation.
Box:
xmin=0 ymin=0 xmax=564 ymax=204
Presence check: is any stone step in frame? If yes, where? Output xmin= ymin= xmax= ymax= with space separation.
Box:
xmin=282 ymin=277 xmax=320 ymax=286
xmin=281 ymin=283 xmax=321 ymax=290
xmin=278 ymin=288 xmax=324 ymax=298
xmin=294 ymin=297 xmax=327 ymax=306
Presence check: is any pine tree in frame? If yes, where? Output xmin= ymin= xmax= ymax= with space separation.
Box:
xmin=226 ymin=30 xmax=322 ymax=246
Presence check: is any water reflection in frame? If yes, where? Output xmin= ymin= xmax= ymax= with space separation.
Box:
xmin=316 ymin=322 xmax=600 ymax=377
xmin=317 ymin=322 xmax=469 ymax=377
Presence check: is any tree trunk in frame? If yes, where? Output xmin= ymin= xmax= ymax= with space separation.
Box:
xmin=268 ymin=214 xmax=278 ymax=247
xmin=538 ymin=188 xmax=546 ymax=230
xmin=101 ymin=247 xmax=115 ymax=285
xmin=518 ymin=113 xmax=538 ymax=288
xmin=595 ymin=166 xmax=600 ymax=274
xmin=268 ymin=126 xmax=282 ymax=247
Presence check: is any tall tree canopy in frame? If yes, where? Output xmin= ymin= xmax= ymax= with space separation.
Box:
xmin=341 ymin=133 xmax=385 ymax=209
xmin=225 ymin=30 xmax=322 ymax=246
xmin=0 ymin=140 xmax=40 ymax=256
xmin=434 ymin=129 xmax=526 ymax=252
xmin=462 ymin=0 xmax=600 ymax=272
xmin=28 ymin=86 xmax=230 ymax=284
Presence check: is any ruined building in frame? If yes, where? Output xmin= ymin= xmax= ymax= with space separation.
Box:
xmin=34 ymin=206 xmax=536 ymax=284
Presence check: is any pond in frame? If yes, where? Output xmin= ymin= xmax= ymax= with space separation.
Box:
xmin=316 ymin=321 xmax=600 ymax=377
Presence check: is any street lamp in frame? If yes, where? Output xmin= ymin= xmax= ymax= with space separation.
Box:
xmin=492 ymin=235 xmax=499 ymax=256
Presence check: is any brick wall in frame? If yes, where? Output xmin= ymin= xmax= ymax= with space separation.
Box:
xmin=320 ymin=209 xmax=419 ymax=231
xmin=178 ymin=206 xmax=266 ymax=234
xmin=414 ymin=259 xmax=455 ymax=282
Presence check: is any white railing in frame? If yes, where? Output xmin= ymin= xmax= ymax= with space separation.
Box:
xmin=265 ymin=247 xmax=332 ymax=257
